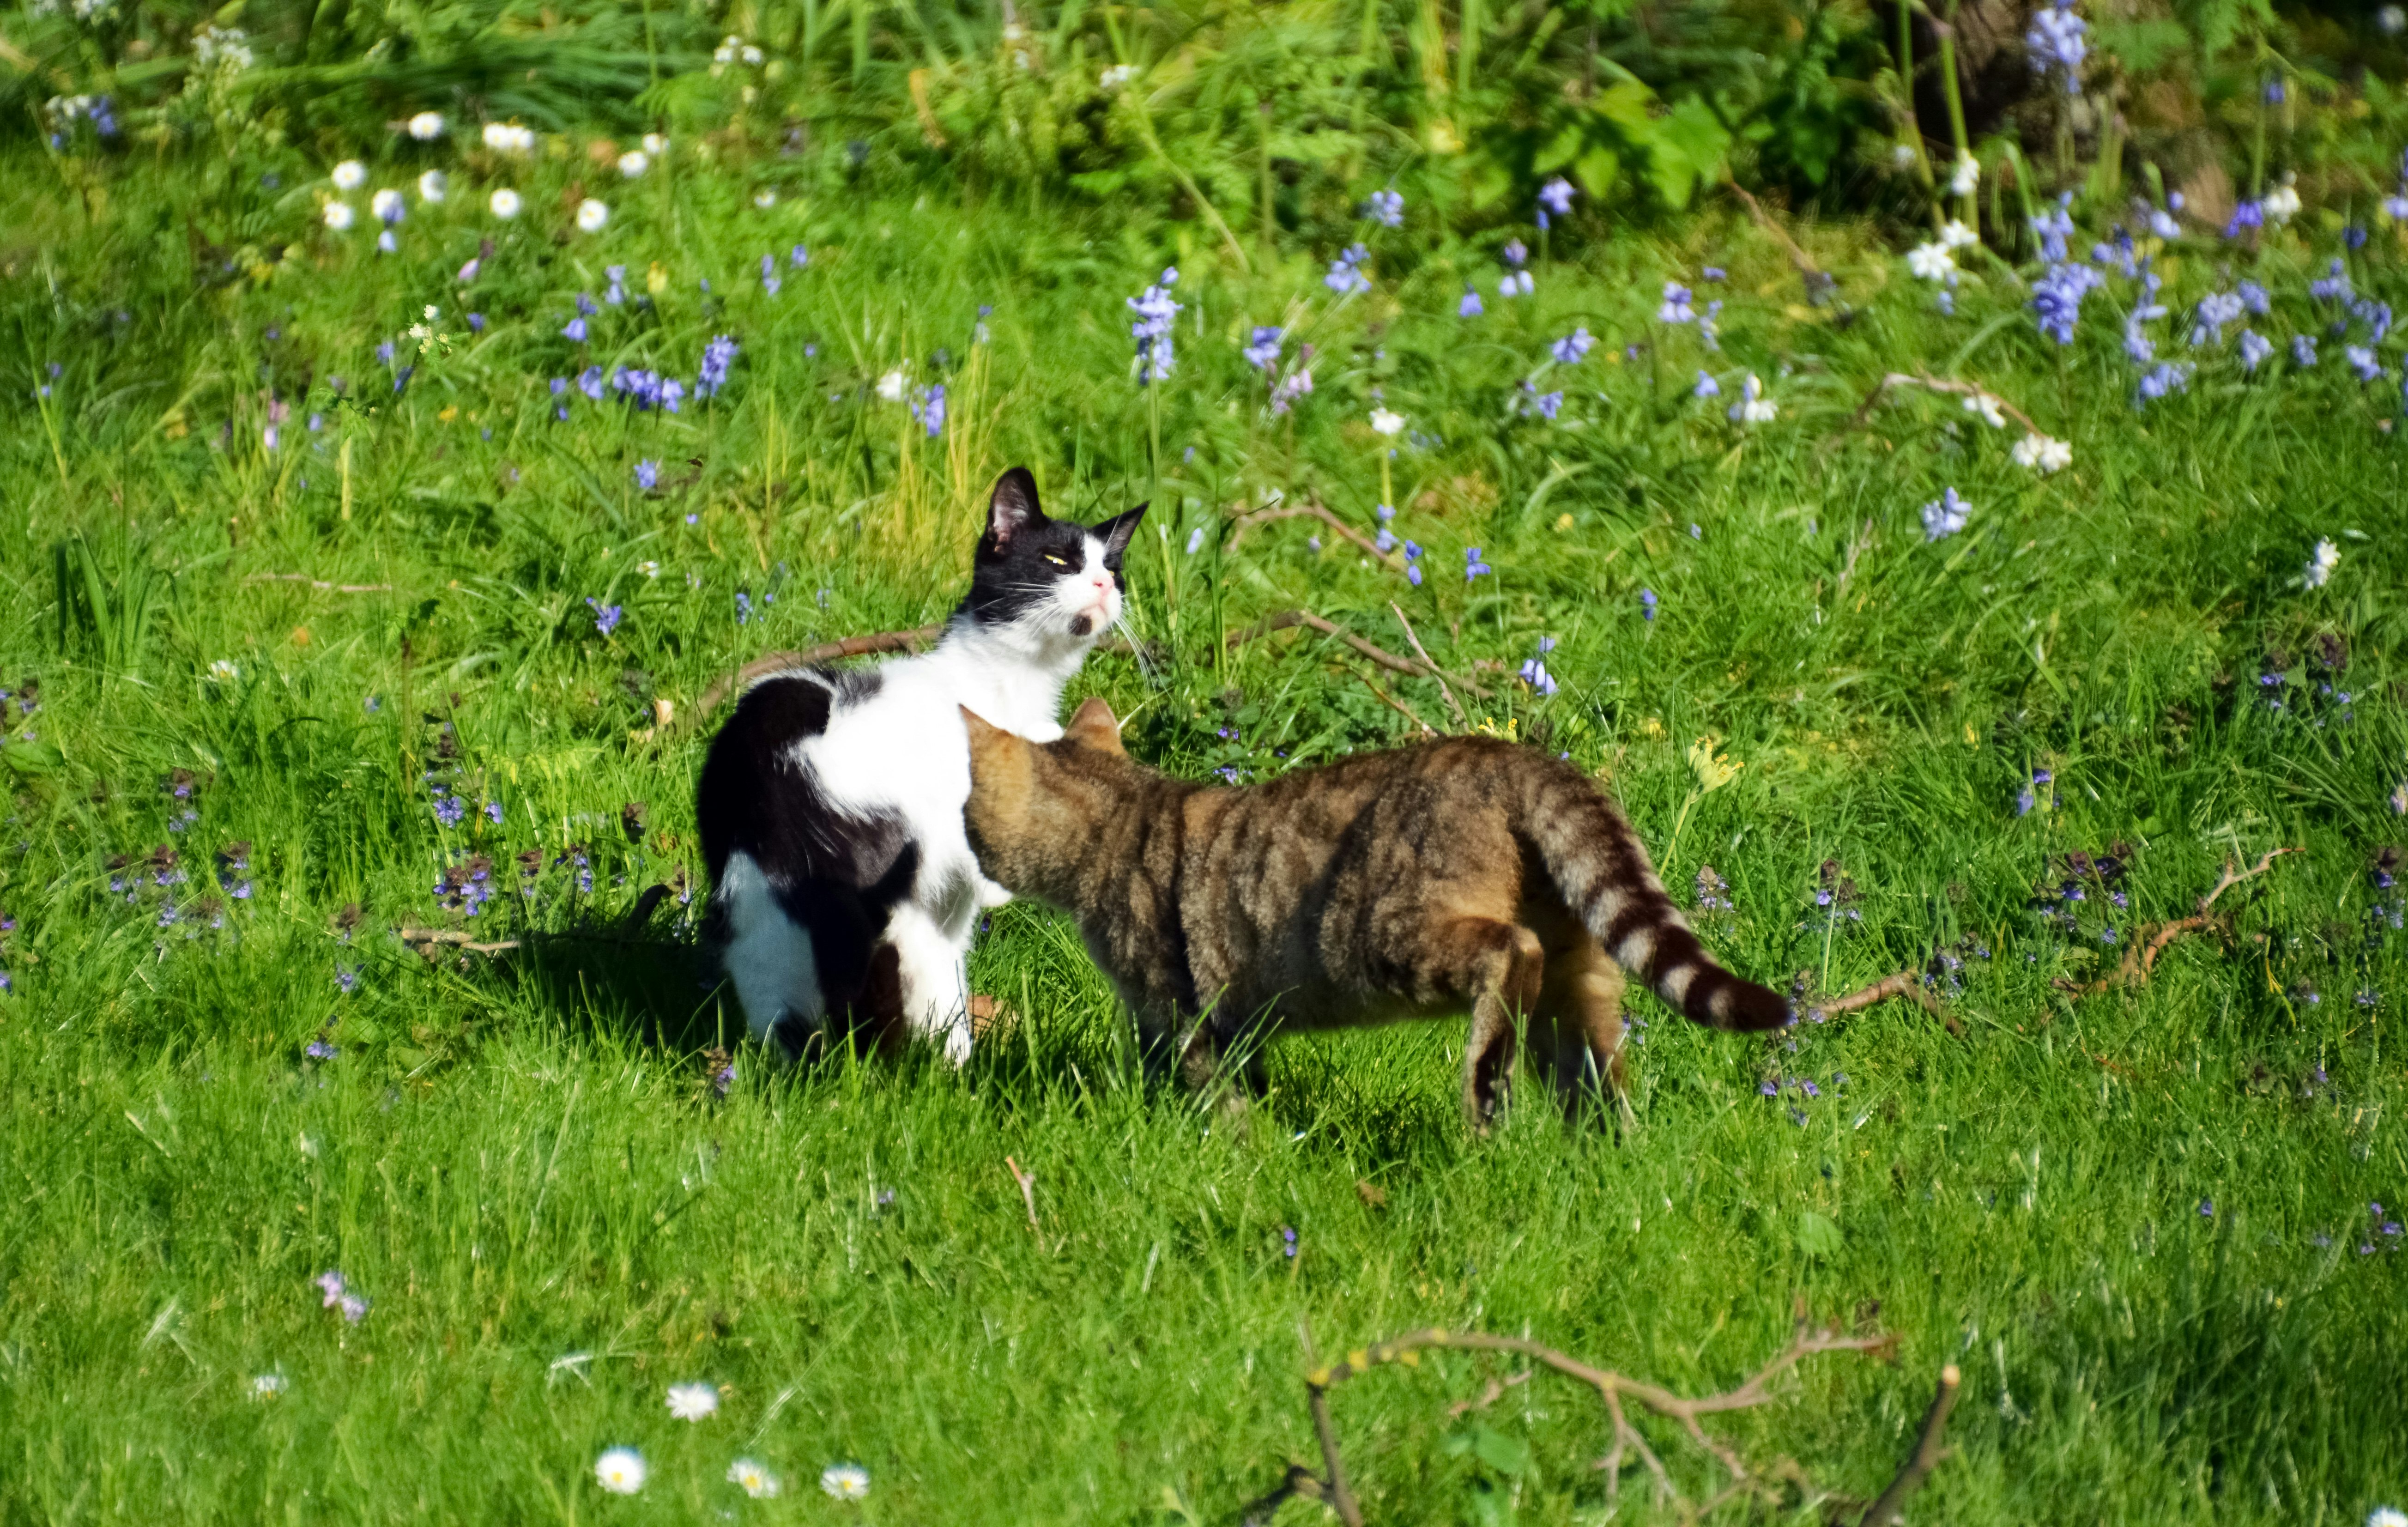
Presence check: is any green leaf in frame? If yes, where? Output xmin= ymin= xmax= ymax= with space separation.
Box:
xmin=2093 ymin=18 xmax=2190 ymax=74
xmin=1796 ymin=1209 xmax=1844 ymax=1258
xmin=1533 ymin=119 xmax=1586 ymax=176
xmin=0 ymin=739 xmax=61 ymax=776
xmin=1574 ymin=144 xmax=1621 ymax=200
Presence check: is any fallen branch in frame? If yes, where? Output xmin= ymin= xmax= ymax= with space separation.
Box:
xmin=1724 ymin=181 xmax=1833 ymax=298
xmin=244 ymin=573 xmax=394 ymax=593
xmin=395 ymin=885 xmax=678 ymax=959
xmin=2054 ymin=847 xmax=2300 ymax=996
xmin=1860 ymin=1363 xmax=1960 ymax=1527
xmin=1348 ymin=667 xmax=1438 ymax=736
xmin=690 ymin=625 xmax=943 ymax=723
xmin=1004 ymin=1154 xmax=1039 ymax=1231
xmin=1226 ymin=608 xmax=1492 ymax=697
xmin=1227 ymin=501 xmax=1398 ymax=569
xmin=1256 ymin=1307 xmax=1912 ymax=1523
xmin=1847 ymin=371 xmax=2044 ymax=436
xmin=1389 ymin=602 xmax=1467 ymax=729
xmin=1810 ymin=970 xmax=1960 ymax=1036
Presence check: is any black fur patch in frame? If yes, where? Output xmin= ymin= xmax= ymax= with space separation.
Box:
xmin=695 ymin=671 xmax=920 ymax=1022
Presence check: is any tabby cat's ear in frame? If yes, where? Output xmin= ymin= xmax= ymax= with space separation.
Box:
xmin=984 ymin=468 xmax=1046 ymax=551
xmin=1066 ymin=696 xmax=1125 ymax=755
xmin=1091 ymin=503 xmax=1147 ymax=566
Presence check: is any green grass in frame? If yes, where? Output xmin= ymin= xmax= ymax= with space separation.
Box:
xmin=2 ymin=146 xmax=2406 ymax=1525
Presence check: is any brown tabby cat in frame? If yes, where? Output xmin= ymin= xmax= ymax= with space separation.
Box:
xmin=959 ymin=698 xmax=1790 ymax=1126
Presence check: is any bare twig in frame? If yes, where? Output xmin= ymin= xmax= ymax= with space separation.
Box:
xmin=1004 ymin=1155 xmax=1039 ymax=1231
xmin=1723 ymin=181 xmax=1832 ymax=296
xmin=1847 ymin=371 xmax=2044 ymax=436
xmin=1227 ymin=501 xmax=1398 ymax=569
xmin=1389 ymin=602 xmax=1467 ymax=729
xmin=397 ymin=927 xmax=522 ymax=956
xmin=1226 ymin=607 xmax=1491 ymax=697
xmin=1811 ymin=971 xmax=1961 ymax=1036
xmin=2054 ymin=847 xmax=2299 ymax=996
xmin=1860 ymin=1364 xmax=1961 ymax=1527
xmin=244 ymin=573 xmax=394 ymax=593
xmin=1349 ymin=669 xmax=1438 ymax=736
xmin=393 ymin=897 xmax=678 ymax=959
xmin=690 ymin=626 xmax=944 ymax=723
xmin=1265 ymin=1313 xmax=1900 ymax=1521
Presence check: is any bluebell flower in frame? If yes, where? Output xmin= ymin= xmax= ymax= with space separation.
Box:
xmin=2223 ymin=200 xmax=2264 ymax=238
xmin=1127 ymin=266 xmax=1182 ymax=382
xmin=2031 ymin=261 xmax=2105 ymax=344
xmin=2189 ymin=291 xmax=2244 ymax=346
xmin=337 ymin=965 xmax=359 ymax=994
xmin=2134 ymin=361 xmax=2194 ymax=404
xmin=2310 ymin=259 xmax=2353 ymax=303
xmin=2030 ymin=199 xmax=2075 ymax=262
xmin=792 ymin=244 xmax=811 ymax=269
xmin=2352 ymin=297 xmax=2393 ymax=340
xmin=760 ymin=253 xmax=780 ymax=297
xmin=306 ymin=1040 xmax=337 ymax=1060
xmin=605 ymin=264 xmax=627 ymax=304
xmin=1550 ymin=327 xmax=1596 ymax=364
xmin=2263 ymin=76 xmax=2285 ymax=103
xmin=485 ymin=800 xmax=503 ymax=825
xmin=1324 ymin=245 xmax=1371 ymax=296
xmin=1185 ymin=527 xmax=1206 ymax=555
xmin=696 ymin=334 xmax=740 ymax=397
xmin=1658 ymin=283 xmax=1696 ymax=324
xmin=1403 ymin=541 xmax=1422 ymax=562
xmin=1920 ymin=486 xmax=1971 ymax=540
xmin=1533 ymin=390 xmax=1564 ymax=420
xmin=1375 ymin=504 xmax=1395 ymax=522
xmin=735 ymin=591 xmax=753 ymax=625
xmin=2347 ymin=345 xmax=2382 ymax=382
xmin=2239 ymin=330 xmax=2273 ymax=370
xmin=2026 ymin=0 xmax=2087 ymax=92
xmin=1639 ymin=588 xmax=1657 ymax=621
xmin=1405 ymin=564 xmax=1422 ymax=587
xmin=1242 ymin=326 xmax=1282 ymax=371
xmin=466 ymin=312 xmax=485 ymax=333
xmin=578 ymin=365 xmax=605 ymax=401
xmin=1537 ymin=176 xmax=1575 ymax=218
xmin=563 ymin=316 xmax=588 ymax=343
xmin=550 ymin=377 xmax=568 ymax=397
xmin=2293 ymin=334 xmax=2318 ymax=367
xmin=1375 ymin=527 xmax=1396 ymax=553
xmin=2237 ymin=280 xmax=2269 ymax=315
xmin=1693 ymin=370 xmax=1720 ymax=399
xmin=635 ymin=459 xmax=659 ymax=490
xmin=1458 ymin=286 xmax=1482 ymax=318
xmin=2345 ymin=224 xmax=2369 ymax=250
xmin=1501 ymin=240 xmax=1528 ymax=269
xmin=587 ymin=598 xmax=623 ymax=636
xmin=1701 ymin=266 xmax=1727 ymax=282
xmin=376 ymin=340 xmax=396 ymax=367
xmin=1464 ymin=547 xmax=1493 ymax=580
xmin=1363 ymin=189 xmax=1404 ymax=227
xmin=911 ymin=382 xmax=945 ymax=436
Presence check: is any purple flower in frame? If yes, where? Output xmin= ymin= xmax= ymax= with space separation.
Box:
xmin=316 ymin=1271 xmax=346 ymax=1306
xmin=2224 ymin=200 xmax=2264 ymax=238
xmin=337 ymin=965 xmax=359 ymax=994
xmin=1921 ymin=486 xmax=1971 ymax=540
xmin=2025 ymin=0 xmax=2087 ymax=92
xmin=339 ymin=1293 xmax=369 ymax=1323
xmin=433 ymin=795 xmax=466 ymax=828
xmin=635 ymin=459 xmax=659 ymax=491
xmin=562 ymin=316 xmax=589 ymax=343
xmin=1128 ymin=266 xmax=1182 ymax=382
xmin=2310 ymin=260 xmax=2353 ymax=303
xmin=1519 ymin=652 xmax=1558 ymax=696
xmin=791 ymin=244 xmax=810 ymax=269
xmin=2239 ymin=330 xmax=2273 ymax=371
xmin=2346 ymin=345 xmax=2382 ymax=382
xmin=2135 ymin=361 xmax=2194 ymax=405
xmin=587 ymin=598 xmax=623 ymax=637
xmin=466 ymin=312 xmax=485 ymax=333
xmin=1532 ymin=389 xmax=1564 ymax=420
xmin=1324 ymin=244 xmax=1370 ymax=296
xmin=1701 ymin=266 xmax=1727 ymax=282
xmin=1363 ymin=189 xmax=1404 ymax=227
xmin=2198 ymin=1198 xmax=2214 ymax=1218
xmin=696 ymin=334 xmax=740 ymax=397
xmin=735 ymin=591 xmax=754 ymax=625
xmin=2293 ymin=334 xmax=2318 ymax=367
xmin=1405 ymin=564 xmax=1422 ymax=588
xmin=911 ymin=382 xmax=947 ymax=436
xmin=1693 ymin=370 xmax=1720 ymax=399
xmin=1658 ymin=283 xmax=1696 ymax=324
xmin=1457 ymin=286 xmax=1483 ymax=318
xmin=1550 ymin=327 xmax=1595 ymax=364
xmin=1464 ymin=546 xmax=1494 ymax=580
xmin=1501 ymin=240 xmax=1528 ymax=269
xmin=1242 ymin=326 xmax=1283 ymax=371
xmin=306 ymin=1040 xmax=337 ymax=1060
xmin=760 ymin=253 xmax=781 ymax=297
xmin=1281 ymin=1225 xmax=1299 ymax=1258
xmin=578 ymin=365 xmax=605 ymax=401
xmin=1537 ymin=176 xmax=1575 ymax=217
xmin=1639 ymin=588 xmax=1658 ymax=621
xmin=484 ymin=800 xmax=503 ymax=825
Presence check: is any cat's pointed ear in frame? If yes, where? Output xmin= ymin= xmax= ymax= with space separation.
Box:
xmin=1091 ymin=503 xmax=1147 ymax=566
xmin=984 ymin=468 xmax=1047 ymax=552
xmin=1066 ymin=696 xmax=1125 ymax=755
xmin=959 ymin=704 xmax=1007 ymax=757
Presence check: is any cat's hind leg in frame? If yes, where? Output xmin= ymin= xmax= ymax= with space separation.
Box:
xmin=1529 ymin=939 xmax=1631 ymax=1127
xmin=884 ymin=902 xmax=974 ymax=1065
xmin=714 ymin=852 xmax=827 ymax=1060
xmin=1422 ymin=917 xmax=1545 ymax=1132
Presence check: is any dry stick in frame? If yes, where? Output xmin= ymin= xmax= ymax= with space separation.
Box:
xmin=1227 ymin=607 xmax=1493 ymax=698
xmin=1004 ymin=1155 xmax=1039 ymax=1231
xmin=2054 ymin=847 xmax=2300 ymax=996
xmin=1724 ymin=180 xmax=1827 ymax=286
xmin=244 ymin=573 xmax=395 ymax=593
xmin=1278 ymin=1317 xmax=1897 ymax=1521
xmin=1847 ymin=371 xmax=2045 ymax=436
xmin=395 ymin=884 xmax=675 ymax=958
xmin=1813 ymin=970 xmax=1962 ymax=1036
xmin=690 ymin=625 xmax=943 ymax=723
xmin=1227 ymin=501 xmax=1398 ymax=568
xmin=1860 ymin=1364 xmax=1962 ymax=1527
xmin=1389 ymin=602 xmax=1467 ymax=729
xmin=1350 ymin=668 xmax=1438 ymax=736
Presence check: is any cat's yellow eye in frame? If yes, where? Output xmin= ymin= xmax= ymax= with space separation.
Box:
xmin=1043 ymin=554 xmax=1070 ymax=567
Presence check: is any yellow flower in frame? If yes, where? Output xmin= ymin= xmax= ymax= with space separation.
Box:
xmin=1687 ymin=738 xmax=1742 ymax=794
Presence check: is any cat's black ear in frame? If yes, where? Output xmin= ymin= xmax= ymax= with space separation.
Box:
xmin=1091 ymin=503 xmax=1148 ymax=567
xmin=984 ymin=468 xmax=1047 ymax=552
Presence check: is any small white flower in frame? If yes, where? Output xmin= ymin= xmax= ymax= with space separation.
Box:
xmin=820 ymin=1463 xmax=870 ymax=1500
xmin=1947 ymin=152 xmax=1979 ymax=197
xmin=594 ymin=1447 xmax=647 ymax=1495
xmin=713 ymin=34 xmax=740 ymax=64
xmin=636 ymin=559 xmax=660 ymax=579
xmin=405 ymin=110 xmax=444 ymax=141
xmin=665 ymin=1382 xmax=720 ymax=1421
xmin=489 ymin=188 xmax=522 ymax=219
xmin=2368 ymin=1510 xmax=2408 ymax=1527
xmin=1938 ymin=218 xmax=1979 ymax=250
xmin=1961 ymin=393 xmax=2006 ymax=429
xmin=1100 ymin=63 xmax=1138 ymax=90
xmin=641 ymin=132 xmax=668 ymax=157
xmin=2391 ymin=781 xmax=2408 ymax=815
xmin=331 ymin=159 xmax=366 ymax=191
xmin=741 ymin=42 xmax=764 ymax=65
xmin=1367 ymin=406 xmax=1405 ymax=436
xmin=575 ymin=198 xmax=610 ymax=233
xmin=753 ymin=189 xmax=778 ymax=209
xmin=2304 ymin=538 xmax=2340 ymax=588
xmin=876 ymin=367 xmax=909 ymax=401
xmin=1906 ymin=242 xmax=1956 ymax=282
xmin=2262 ymin=181 xmax=2301 ymax=225
xmin=727 ymin=1459 xmax=780 ymax=1498
xmin=2011 ymin=433 xmax=2072 ymax=473
xmin=322 ymin=201 xmax=355 ymax=231
xmin=2382 ymin=5 xmax=2407 ymax=34
xmin=1889 ymin=142 xmax=1917 ymax=170
xmin=370 ymin=188 xmax=405 ymax=223
xmin=482 ymin=121 xmax=535 ymax=155
xmin=249 ymin=1373 xmax=287 ymax=1399
xmin=1729 ymin=374 xmax=1777 ymax=424
xmin=417 ymin=169 xmax=447 ymax=204
xmin=617 ymin=149 xmax=649 ymax=179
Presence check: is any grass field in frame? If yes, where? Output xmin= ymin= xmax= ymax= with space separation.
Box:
xmin=2 ymin=143 xmax=2406 ymax=1525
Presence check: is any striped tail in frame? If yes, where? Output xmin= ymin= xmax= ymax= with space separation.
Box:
xmin=1517 ymin=759 xmax=1791 ymax=1031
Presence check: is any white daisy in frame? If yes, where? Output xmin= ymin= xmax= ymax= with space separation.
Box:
xmin=405 ymin=110 xmax=444 ymax=141
xmin=417 ymin=170 xmax=447 ymax=204
xmin=617 ymin=149 xmax=649 ymax=179
xmin=2011 ymin=433 xmax=2072 ymax=473
xmin=726 ymin=1459 xmax=780 ymax=1498
xmin=753 ymin=189 xmax=777 ymax=209
xmin=575 ymin=198 xmax=610 ymax=233
xmin=876 ymin=367 xmax=908 ymax=401
xmin=820 ymin=1463 xmax=870 ymax=1500
xmin=249 ymin=1373 xmax=287 ymax=1399
xmin=1938 ymin=218 xmax=1979 ymax=250
xmin=1947 ymin=152 xmax=1979 ymax=197
xmin=370 ymin=188 xmax=404 ymax=223
xmin=322 ymin=201 xmax=355 ymax=231
xmin=331 ymin=159 xmax=366 ymax=191
xmin=489 ymin=188 xmax=522 ymax=220
xmin=594 ymin=1448 xmax=646 ymax=1495
xmin=1367 ymin=406 xmax=1405 ymax=436
xmin=641 ymin=132 xmax=669 ymax=156
xmin=665 ymin=1382 xmax=719 ymax=1421
xmin=2304 ymin=538 xmax=2340 ymax=588
xmin=1906 ymin=242 xmax=1955 ymax=282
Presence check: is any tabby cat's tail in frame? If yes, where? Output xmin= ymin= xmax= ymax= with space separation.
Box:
xmin=1517 ymin=759 xmax=1792 ymax=1031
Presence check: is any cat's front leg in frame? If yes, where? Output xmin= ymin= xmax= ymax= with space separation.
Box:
xmin=885 ymin=903 xmax=975 ymax=1065
xmin=974 ymin=875 xmax=1014 ymax=910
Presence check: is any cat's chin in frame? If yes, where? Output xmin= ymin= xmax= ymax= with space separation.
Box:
xmin=1067 ymin=614 xmax=1095 ymax=638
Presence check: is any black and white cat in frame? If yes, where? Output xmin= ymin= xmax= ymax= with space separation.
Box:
xmin=696 ymin=468 xmax=1145 ymax=1063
